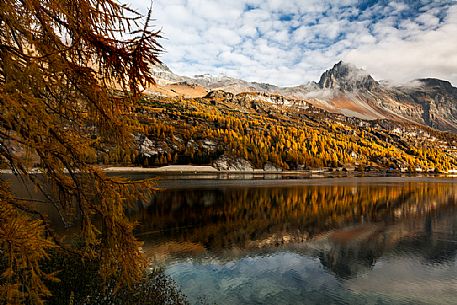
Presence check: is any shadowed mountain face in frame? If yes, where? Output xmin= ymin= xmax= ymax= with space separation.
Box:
xmin=318 ymin=61 xmax=379 ymax=91
xmin=390 ymin=79 xmax=457 ymax=131
xmin=149 ymin=62 xmax=457 ymax=132
xmin=301 ymin=62 xmax=457 ymax=131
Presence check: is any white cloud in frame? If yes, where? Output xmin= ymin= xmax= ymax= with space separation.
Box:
xmin=344 ymin=5 xmax=457 ymax=85
xmin=125 ymin=0 xmax=457 ymax=86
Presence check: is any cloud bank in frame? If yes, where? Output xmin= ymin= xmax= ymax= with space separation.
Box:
xmin=128 ymin=0 xmax=457 ymax=86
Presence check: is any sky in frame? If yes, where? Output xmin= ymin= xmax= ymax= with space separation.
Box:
xmin=128 ymin=0 xmax=457 ymax=87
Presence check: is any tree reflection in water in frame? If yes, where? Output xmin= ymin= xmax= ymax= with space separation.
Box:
xmin=135 ymin=181 xmax=457 ymax=278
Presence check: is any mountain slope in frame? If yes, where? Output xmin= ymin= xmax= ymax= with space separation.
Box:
xmin=148 ymin=62 xmax=457 ymax=132
xmin=113 ymin=90 xmax=457 ymax=172
xmin=381 ymin=79 xmax=457 ymax=131
xmin=149 ymin=63 xmax=280 ymax=95
xmin=306 ymin=62 xmax=457 ymax=131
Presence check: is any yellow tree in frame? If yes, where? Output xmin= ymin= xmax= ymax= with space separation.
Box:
xmin=0 ymin=0 xmax=161 ymax=303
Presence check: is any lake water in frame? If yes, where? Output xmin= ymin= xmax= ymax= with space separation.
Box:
xmin=5 ymin=174 xmax=457 ymax=304
xmin=135 ymin=177 xmax=457 ymax=305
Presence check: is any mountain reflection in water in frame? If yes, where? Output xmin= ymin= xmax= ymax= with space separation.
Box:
xmin=8 ymin=175 xmax=457 ymax=304
xmin=133 ymin=180 xmax=457 ymax=304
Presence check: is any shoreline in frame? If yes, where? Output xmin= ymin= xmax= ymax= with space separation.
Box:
xmin=1 ymin=164 xmax=456 ymax=177
xmin=98 ymin=165 xmax=457 ymax=177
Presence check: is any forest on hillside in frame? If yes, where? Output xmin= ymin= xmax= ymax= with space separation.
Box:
xmin=96 ymin=92 xmax=457 ymax=173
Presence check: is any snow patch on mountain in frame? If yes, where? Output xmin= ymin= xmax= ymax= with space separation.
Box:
xmin=149 ymin=62 xmax=457 ymax=131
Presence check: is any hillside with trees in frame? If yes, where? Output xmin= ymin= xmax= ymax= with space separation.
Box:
xmin=102 ymin=91 xmax=457 ymax=173
xmin=0 ymin=0 xmax=189 ymax=304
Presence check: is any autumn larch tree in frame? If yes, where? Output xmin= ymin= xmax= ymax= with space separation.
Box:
xmin=0 ymin=0 xmax=162 ymax=303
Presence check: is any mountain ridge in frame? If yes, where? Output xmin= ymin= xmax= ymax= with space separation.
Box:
xmin=148 ymin=62 xmax=457 ymax=132
xmin=318 ymin=61 xmax=379 ymax=91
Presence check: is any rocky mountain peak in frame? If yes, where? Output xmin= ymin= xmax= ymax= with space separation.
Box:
xmin=318 ymin=61 xmax=379 ymax=91
xmin=151 ymin=63 xmax=173 ymax=73
xmin=150 ymin=63 xmax=186 ymax=85
xmin=418 ymin=78 xmax=457 ymax=95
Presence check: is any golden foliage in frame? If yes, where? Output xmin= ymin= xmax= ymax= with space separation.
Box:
xmin=0 ymin=0 xmax=161 ymax=303
xmin=0 ymin=185 xmax=56 ymax=305
xmin=131 ymin=96 xmax=457 ymax=171
xmin=140 ymin=183 xmax=457 ymax=251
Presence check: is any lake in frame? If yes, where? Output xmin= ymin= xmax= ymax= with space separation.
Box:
xmin=135 ymin=176 xmax=457 ymax=305
xmin=5 ymin=174 xmax=457 ymax=304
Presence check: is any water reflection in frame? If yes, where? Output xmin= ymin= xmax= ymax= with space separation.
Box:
xmin=137 ymin=182 xmax=457 ymax=262
xmin=134 ymin=180 xmax=457 ymax=304
xmin=7 ymin=174 xmax=457 ymax=304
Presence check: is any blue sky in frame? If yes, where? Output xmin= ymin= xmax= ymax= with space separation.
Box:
xmin=128 ymin=0 xmax=457 ymax=86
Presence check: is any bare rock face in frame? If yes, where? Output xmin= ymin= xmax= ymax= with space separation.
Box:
xmin=318 ymin=61 xmax=379 ymax=91
xmin=361 ymin=78 xmax=457 ymax=132
xmin=263 ymin=162 xmax=283 ymax=172
xmin=316 ymin=62 xmax=457 ymax=132
xmin=394 ymin=79 xmax=457 ymax=131
xmin=418 ymin=78 xmax=457 ymax=94
xmin=136 ymin=134 xmax=160 ymax=157
xmin=149 ymin=63 xmax=185 ymax=85
xmin=150 ymin=61 xmax=457 ymax=132
xmin=212 ymin=156 xmax=253 ymax=171
xmin=205 ymin=90 xmax=234 ymax=100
